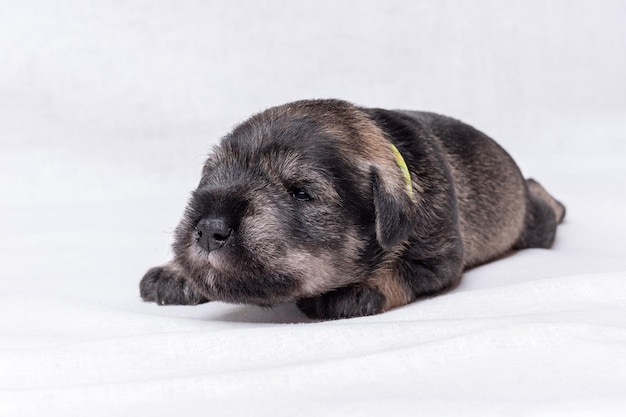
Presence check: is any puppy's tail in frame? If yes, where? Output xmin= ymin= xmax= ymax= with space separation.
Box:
xmin=526 ymin=178 xmax=566 ymax=224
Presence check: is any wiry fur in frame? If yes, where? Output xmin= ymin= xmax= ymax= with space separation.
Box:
xmin=140 ymin=99 xmax=565 ymax=320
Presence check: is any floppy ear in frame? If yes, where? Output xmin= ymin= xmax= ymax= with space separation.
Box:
xmin=371 ymin=167 xmax=416 ymax=249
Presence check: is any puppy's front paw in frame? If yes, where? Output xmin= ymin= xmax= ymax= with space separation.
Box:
xmin=140 ymin=264 xmax=209 ymax=306
xmin=297 ymin=285 xmax=385 ymax=320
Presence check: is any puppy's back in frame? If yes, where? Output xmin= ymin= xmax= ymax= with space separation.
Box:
xmin=393 ymin=111 xmax=528 ymax=268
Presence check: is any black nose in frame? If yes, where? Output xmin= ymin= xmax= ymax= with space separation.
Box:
xmin=195 ymin=218 xmax=233 ymax=252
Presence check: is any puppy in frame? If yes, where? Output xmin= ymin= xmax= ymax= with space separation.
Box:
xmin=140 ymin=99 xmax=565 ymax=320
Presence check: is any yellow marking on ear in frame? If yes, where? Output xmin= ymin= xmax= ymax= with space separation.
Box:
xmin=389 ymin=143 xmax=413 ymax=196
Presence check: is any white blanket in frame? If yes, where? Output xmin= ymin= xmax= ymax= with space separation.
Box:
xmin=1 ymin=1 xmax=625 ymax=416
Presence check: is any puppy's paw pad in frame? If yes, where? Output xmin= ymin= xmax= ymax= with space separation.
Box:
xmin=297 ymin=285 xmax=385 ymax=320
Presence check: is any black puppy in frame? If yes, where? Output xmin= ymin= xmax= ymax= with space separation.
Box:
xmin=140 ymin=99 xmax=565 ymax=319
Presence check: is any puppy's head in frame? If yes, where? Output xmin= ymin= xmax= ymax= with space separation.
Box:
xmin=172 ymin=100 xmax=417 ymax=305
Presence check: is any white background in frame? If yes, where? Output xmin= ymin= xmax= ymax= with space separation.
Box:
xmin=1 ymin=1 xmax=625 ymax=416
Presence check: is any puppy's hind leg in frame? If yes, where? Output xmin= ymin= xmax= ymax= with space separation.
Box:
xmin=514 ymin=179 xmax=566 ymax=250
xmin=140 ymin=261 xmax=209 ymax=305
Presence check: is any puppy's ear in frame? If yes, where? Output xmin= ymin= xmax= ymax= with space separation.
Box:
xmin=371 ymin=167 xmax=415 ymax=249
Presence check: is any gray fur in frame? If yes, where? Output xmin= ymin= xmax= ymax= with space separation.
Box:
xmin=140 ymin=99 xmax=565 ymax=320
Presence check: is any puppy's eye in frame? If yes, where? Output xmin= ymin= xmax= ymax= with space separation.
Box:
xmin=290 ymin=187 xmax=312 ymax=201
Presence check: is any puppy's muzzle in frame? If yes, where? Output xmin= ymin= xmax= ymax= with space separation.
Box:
xmin=195 ymin=218 xmax=233 ymax=252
